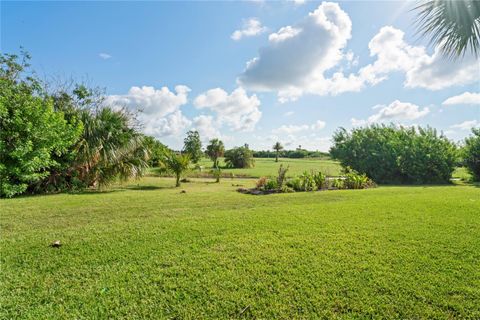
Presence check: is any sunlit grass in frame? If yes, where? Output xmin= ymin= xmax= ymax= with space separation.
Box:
xmin=1 ymin=177 xmax=479 ymax=318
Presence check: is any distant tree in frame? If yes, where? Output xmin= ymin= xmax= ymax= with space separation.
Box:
xmin=143 ymin=136 xmax=168 ymax=167
xmin=413 ymin=0 xmax=480 ymax=58
xmin=205 ymin=138 xmax=225 ymax=168
xmin=273 ymin=142 xmax=284 ymax=162
xmin=224 ymin=146 xmax=254 ymax=168
xmin=330 ymin=125 xmax=457 ymax=184
xmin=463 ymin=128 xmax=480 ymax=181
xmin=183 ymin=130 xmax=202 ymax=164
xmin=164 ymin=152 xmax=190 ymax=187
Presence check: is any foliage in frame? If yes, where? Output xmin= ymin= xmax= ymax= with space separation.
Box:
xmin=413 ymin=0 xmax=480 ymax=58
xmin=276 ymin=164 xmax=289 ymax=190
xmin=74 ymin=107 xmax=150 ymax=188
xmin=256 ymin=176 xmax=268 ymax=189
xmin=205 ymin=138 xmax=225 ymax=168
xmin=183 ymin=130 xmax=202 ymax=164
xmin=463 ymin=128 xmax=480 ymax=181
xmin=330 ymin=178 xmax=345 ymax=189
xmin=330 ymin=125 xmax=457 ymax=184
xmin=255 ymin=176 xmax=278 ymax=191
xmin=299 ymin=171 xmax=317 ymax=191
xmin=0 ymin=51 xmax=153 ymax=196
xmin=264 ymin=179 xmax=278 ymax=191
xmin=273 ymin=141 xmax=283 ymax=162
xmin=211 ymin=167 xmax=222 ymax=183
xmin=143 ymin=136 xmax=168 ymax=167
xmin=342 ymin=167 xmax=375 ymax=189
xmin=0 ymin=52 xmax=82 ymax=197
xmin=164 ymin=152 xmax=190 ymax=187
xmin=224 ymin=145 xmax=255 ymax=168
xmin=312 ymin=171 xmax=326 ymax=190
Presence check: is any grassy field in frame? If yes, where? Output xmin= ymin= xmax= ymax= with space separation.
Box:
xmin=1 ymin=177 xmax=479 ymax=319
xmin=194 ymin=157 xmax=342 ymax=178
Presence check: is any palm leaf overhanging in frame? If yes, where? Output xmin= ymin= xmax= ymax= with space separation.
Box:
xmin=413 ymin=0 xmax=480 ymax=58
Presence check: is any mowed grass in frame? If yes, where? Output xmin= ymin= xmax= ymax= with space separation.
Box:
xmin=195 ymin=157 xmax=342 ymax=178
xmin=1 ymin=178 xmax=479 ymax=319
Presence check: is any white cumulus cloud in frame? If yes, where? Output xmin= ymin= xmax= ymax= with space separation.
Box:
xmin=231 ymin=18 xmax=267 ymax=41
xmin=272 ymin=119 xmax=326 ymax=134
xmin=442 ymin=92 xmax=480 ymax=106
xmin=193 ymin=87 xmax=262 ymax=132
xmin=192 ymin=115 xmax=222 ymax=141
xmin=238 ymin=1 xmax=352 ymax=97
xmin=351 ymin=100 xmax=430 ymax=126
xmin=106 ymin=85 xmax=191 ymax=138
xmin=450 ymin=120 xmax=479 ymax=130
xmin=238 ymin=2 xmax=479 ymax=102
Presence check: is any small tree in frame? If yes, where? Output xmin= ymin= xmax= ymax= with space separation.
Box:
xmin=464 ymin=128 xmax=480 ymax=181
xmin=164 ymin=152 xmax=190 ymax=187
xmin=273 ymin=142 xmax=284 ymax=162
xmin=183 ymin=130 xmax=202 ymax=164
xmin=206 ymin=138 xmax=225 ymax=168
xmin=224 ymin=146 xmax=254 ymax=168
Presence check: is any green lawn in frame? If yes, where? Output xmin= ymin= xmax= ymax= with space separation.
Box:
xmin=1 ymin=178 xmax=479 ymax=319
xmin=194 ymin=157 xmax=342 ymax=178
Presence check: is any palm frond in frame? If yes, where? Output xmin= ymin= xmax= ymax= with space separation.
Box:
xmin=413 ymin=0 xmax=480 ymax=58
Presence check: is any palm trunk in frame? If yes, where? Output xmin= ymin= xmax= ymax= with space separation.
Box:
xmin=275 ymin=151 xmax=279 ymax=162
xmin=176 ymin=173 xmax=181 ymax=187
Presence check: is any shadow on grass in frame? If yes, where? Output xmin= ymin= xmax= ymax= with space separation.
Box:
xmin=71 ymin=189 xmax=126 ymax=196
xmin=125 ymin=185 xmax=174 ymax=191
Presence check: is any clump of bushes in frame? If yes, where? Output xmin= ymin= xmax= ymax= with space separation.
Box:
xmin=239 ymin=165 xmax=375 ymax=195
xmin=463 ymin=128 xmax=480 ymax=181
xmin=330 ymin=125 xmax=457 ymax=184
xmin=0 ymin=52 xmax=151 ymax=197
xmin=224 ymin=145 xmax=254 ymax=168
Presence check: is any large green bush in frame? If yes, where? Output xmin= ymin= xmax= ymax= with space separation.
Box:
xmin=463 ymin=128 xmax=480 ymax=181
xmin=0 ymin=52 xmax=153 ymax=197
xmin=330 ymin=125 xmax=457 ymax=184
xmin=0 ymin=53 xmax=82 ymax=197
xmin=224 ymin=145 xmax=254 ymax=168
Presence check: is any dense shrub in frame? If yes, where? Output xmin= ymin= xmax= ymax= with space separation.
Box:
xmin=0 ymin=52 xmax=153 ymax=197
xmin=287 ymin=177 xmax=303 ymax=192
xmin=299 ymin=171 xmax=317 ymax=191
xmin=342 ymin=167 xmax=375 ymax=189
xmin=0 ymin=53 xmax=82 ymax=197
xmin=463 ymin=128 xmax=480 ymax=181
xmin=256 ymin=177 xmax=268 ymax=189
xmin=312 ymin=171 xmax=326 ymax=190
xmin=330 ymin=125 xmax=457 ymax=184
xmin=224 ymin=146 xmax=254 ymax=168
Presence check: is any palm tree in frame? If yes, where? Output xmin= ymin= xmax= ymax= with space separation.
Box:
xmin=164 ymin=152 xmax=190 ymax=187
xmin=205 ymin=138 xmax=225 ymax=168
xmin=413 ymin=0 xmax=480 ymax=58
xmin=75 ymin=108 xmax=150 ymax=188
xmin=273 ymin=142 xmax=284 ymax=162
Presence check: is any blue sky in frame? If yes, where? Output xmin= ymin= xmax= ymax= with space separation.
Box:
xmin=2 ymin=1 xmax=479 ymax=151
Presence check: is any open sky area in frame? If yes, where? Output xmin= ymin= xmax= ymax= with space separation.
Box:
xmin=2 ymin=0 xmax=479 ymax=151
